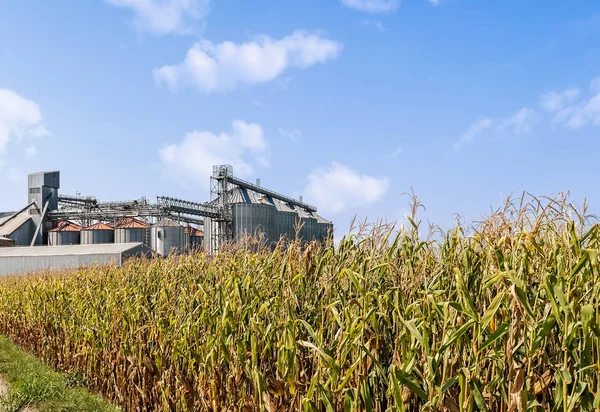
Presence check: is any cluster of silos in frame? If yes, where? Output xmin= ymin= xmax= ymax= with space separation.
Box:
xmin=48 ymin=221 xmax=82 ymax=246
xmin=47 ymin=217 xmax=203 ymax=256
xmin=226 ymin=187 xmax=333 ymax=246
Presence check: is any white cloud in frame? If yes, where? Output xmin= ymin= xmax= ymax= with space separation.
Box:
xmin=158 ymin=120 xmax=267 ymax=188
xmin=340 ymin=0 xmax=400 ymax=13
xmin=500 ymin=107 xmax=539 ymax=135
xmin=453 ymin=117 xmax=493 ymax=150
xmin=540 ymin=88 xmax=580 ymax=112
xmin=106 ymin=0 xmax=209 ymax=35
xmin=304 ymin=162 xmax=389 ymax=214
xmin=361 ymin=19 xmax=386 ymax=32
xmin=0 ymin=89 xmax=49 ymax=155
xmin=542 ymin=77 xmax=600 ymax=129
xmin=279 ymin=128 xmax=303 ymax=141
xmin=154 ymin=31 xmax=342 ymax=93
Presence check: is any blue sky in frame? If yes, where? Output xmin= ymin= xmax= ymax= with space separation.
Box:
xmin=1 ymin=0 xmax=599 ymax=235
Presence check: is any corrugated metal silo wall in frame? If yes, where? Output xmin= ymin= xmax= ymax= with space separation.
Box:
xmin=48 ymin=231 xmax=81 ymax=246
xmin=232 ymin=203 xmax=276 ymax=244
xmin=115 ymin=228 xmax=148 ymax=244
xmin=317 ymin=223 xmax=334 ymax=242
xmin=150 ymin=225 xmax=186 ymax=256
xmin=299 ymin=217 xmax=319 ymax=242
xmin=204 ymin=217 xmax=212 ymax=252
xmin=275 ymin=211 xmax=298 ymax=242
xmin=81 ymin=230 xmax=114 ymax=245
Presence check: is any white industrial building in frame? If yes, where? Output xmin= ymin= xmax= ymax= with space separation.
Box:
xmin=0 ymin=243 xmax=152 ymax=276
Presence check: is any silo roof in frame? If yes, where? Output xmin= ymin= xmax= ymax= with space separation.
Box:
xmin=83 ymin=222 xmax=114 ymax=231
xmin=155 ymin=217 xmax=181 ymax=227
xmin=49 ymin=221 xmax=82 ymax=232
xmin=316 ymin=214 xmax=332 ymax=224
xmin=115 ymin=218 xmax=149 ymax=229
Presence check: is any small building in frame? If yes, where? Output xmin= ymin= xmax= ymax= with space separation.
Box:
xmin=0 ymin=243 xmax=153 ymax=276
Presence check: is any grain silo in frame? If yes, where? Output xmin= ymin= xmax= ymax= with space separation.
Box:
xmin=150 ymin=218 xmax=186 ymax=256
xmin=231 ymin=188 xmax=276 ymax=243
xmin=81 ymin=222 xmax=114 ymax=245
xmin=48 ymin=221 xmax=81 ymax=246
xmin=115 ymin=218 xmax=149 ymax=245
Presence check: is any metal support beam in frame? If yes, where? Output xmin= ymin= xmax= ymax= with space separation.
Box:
xmin=30 ymin=201 xmax=49 ymax=246
xmin=225 ymin=175 xmax=317 ymax=212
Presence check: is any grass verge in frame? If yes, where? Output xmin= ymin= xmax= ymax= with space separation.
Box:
xmin=0 ymin=336 xmax=119 ymax=412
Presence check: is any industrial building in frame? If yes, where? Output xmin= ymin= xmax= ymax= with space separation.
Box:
xmin=0 ymin=243 xmax=152 ymax=276
xmin=0 ymin=165 xmax=332 ymax=272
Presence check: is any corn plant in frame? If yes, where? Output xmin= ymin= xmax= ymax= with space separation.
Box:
xmin=0 ymin=193 xmax=599 ymax=411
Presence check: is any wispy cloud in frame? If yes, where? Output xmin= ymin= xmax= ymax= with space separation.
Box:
xmin=154 ymin=32 xmax=342 ymax=94
xmin=500 ymin=107 xmax=539 ymax=135
xmin=542 ymin=77 xmax=600 ymax=129
xmin=278 ymin=128 xmax=303 ymax=141
xmin=453 ymin=117 xmax=493 ymax=150
xmin=340 ymin=0 xmax=399 ymax=13
xmin=454 ymin=107 xmax=539 ymax=150
xmin=389 ymin=145 xmax=402 ymax=158
xmin=540 ymin=88 xmax=581 ymax=112
xmin=361 ymin=19 xmax=386 ymax=32
xmin=106 ymin=0 xmax=209 ymax=35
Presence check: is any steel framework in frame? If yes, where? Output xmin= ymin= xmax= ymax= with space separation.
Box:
xmin=210 ymin=165 xmax=233 ymax=254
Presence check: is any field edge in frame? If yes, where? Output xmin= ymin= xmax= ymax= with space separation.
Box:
xmin=0 ymin=335 xmax=119 ymax=412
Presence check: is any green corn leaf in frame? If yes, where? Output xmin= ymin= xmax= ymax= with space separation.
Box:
xmin=393 ymin=368 xmax=428 ymax=402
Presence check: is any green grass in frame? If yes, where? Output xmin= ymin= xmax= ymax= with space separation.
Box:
xmin=0 ymin=336 xmax=119 ymax=412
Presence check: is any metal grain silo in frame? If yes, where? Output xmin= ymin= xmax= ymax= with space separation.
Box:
xmin=232 ymin=201 xmax=276 ymax=243
xmin=48 ymin=221 xmax=81 ymax=246
xmin=274 ymin=200 xmax=298 ymax=242
xmin=81 ymin=222 xmax=114 ymax=245
xmin=296 ymin=209 xmax=319 ymax=242
xmin=151 ymin=218 xmax=186 ymax=256
xmin=316 ymin=215 xmax=333 ymax=242
xmin=115 ymin=218 xmax=149 ymax=245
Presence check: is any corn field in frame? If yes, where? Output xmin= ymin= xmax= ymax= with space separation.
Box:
xmin=1 ymin=194 xmax=600 ymax=411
